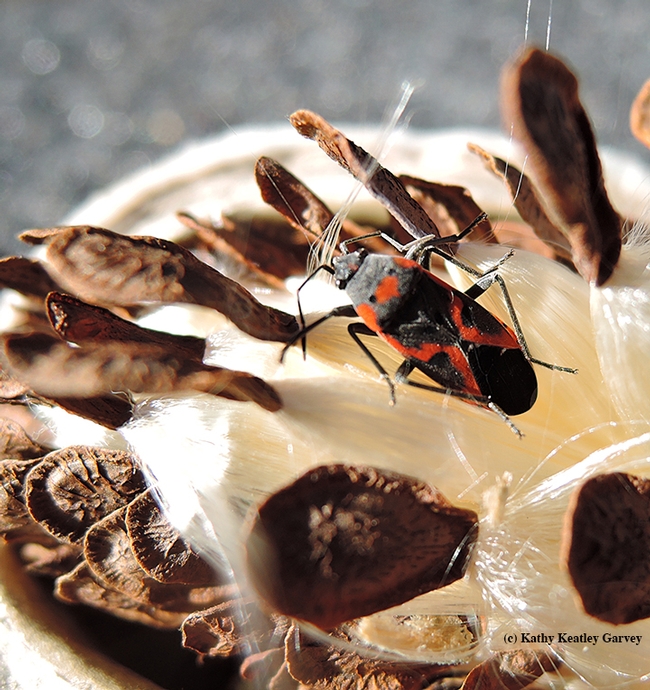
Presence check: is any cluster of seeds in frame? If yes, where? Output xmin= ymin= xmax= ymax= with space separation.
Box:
xmin=1 ymin=45 xmax=650 ymax=689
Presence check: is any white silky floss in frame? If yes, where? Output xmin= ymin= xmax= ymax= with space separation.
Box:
xmin=592 ymin=240 xmax=650 ymax=423
xmin=32 ymin=126 xmax=650 ymax=686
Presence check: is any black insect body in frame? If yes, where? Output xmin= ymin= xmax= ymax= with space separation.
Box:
xmin=283 ymin=224 xmax=576 ymax=436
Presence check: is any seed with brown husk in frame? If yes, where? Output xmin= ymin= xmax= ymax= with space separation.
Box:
xmin=2 ymin=352 xmax=135 ymax=431
xmin=54 ymin=561 xmax=190 ymax=629
xmin=562 ymin=472 xmax=650 ymax=624
xmin=501 ymin=46 xmax=622 ymax=285
xmin=284 ymin=624 xmax=461 ymax=690
xmin=399 ymin=175 xmax=494 ymax=245
xmin=0 ymin=366 xmax=32 ymax=401
xmin=84 ymin=505 xmax=226 ymax=614
xmin=182 ymin=597 xmax=289 ymax=659
xmin=177 ymin=210 xmax=295 ymax=289
xmin=460 ymin=649 xmax=559 ymax=689
xmin=2 ymin=331 xmax=282 ymax=412
xmin=0 ymin=456 xmax=45 ymax=534
xmin=255 ymin=156 xmax=337 ymax=242
xmin=290 ymin=109 xmax=442 ymax=242
xmin=0 ymin=419 xmax=55 ymax=540
xmin=245 ymin=464 xmax=478 ymax=630
xmin=25 ymin=446 xmax=147 ymax=544
xmin=0 ymin=256 xmax=62 ymax=300
xmin=46 ymin=291 xmax=207 ymax=363
xmin=125 ymin=490 xmax=217 ymax=586
xmin=19 ymin=225 xmax=298 ymax=342
xmin=255 ymin=156 xmax=400 ymax=254
xmin=47 ymin=393 xmax=135 ymax=430
xmin=467 ymin=143 xmax=573 ymax=266
xmin=0 ymin=417 xmax=49 ymax=460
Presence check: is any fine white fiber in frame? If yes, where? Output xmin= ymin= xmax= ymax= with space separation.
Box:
xmin=26 ymin=124 xmax=650 ymax=687
xmin=474 ymin=428 xmax=650 ymax=687
xmin=591 ymin=242 xmax=650 ymax=423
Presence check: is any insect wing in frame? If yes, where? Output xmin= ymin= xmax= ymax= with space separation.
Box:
xmin=367 ymin=264 xmax=537 ymax=415
xmin=450 ymin=286 xmax=538 ymax=415
xmin=374 ymin=267 xmax=485 ymax=395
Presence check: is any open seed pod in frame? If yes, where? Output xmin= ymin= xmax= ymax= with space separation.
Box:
xmin=3 ymin=46 xmax=650 ymax=690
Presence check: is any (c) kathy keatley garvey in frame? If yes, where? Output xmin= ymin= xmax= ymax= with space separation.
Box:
xmin=519 ymin=632 xmax=644 ymax=646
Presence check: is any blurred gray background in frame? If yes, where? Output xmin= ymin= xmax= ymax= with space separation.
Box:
xmin=1 ymin=0 xmax=649 ymax=255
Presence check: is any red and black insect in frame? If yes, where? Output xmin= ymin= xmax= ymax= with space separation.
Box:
xmin=282 ymin=216 xmax=576 ymax=436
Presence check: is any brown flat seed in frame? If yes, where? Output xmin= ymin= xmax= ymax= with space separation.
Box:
xmin=55 ymin=562 xmax=188 ymax=629
xmin=48 ymin=394 xmax=134 ymax=430
xmin=467 ymin=143 xmax=573 ymax=264
xmin=125 ymin=490 xmax=216 ymax=585
xmin=562 ymin=472 xmax=650 ymax=624
xmin=255 ymin=156 xmax=335 ymax=240
xmin=461 ymin=649 xmax=558 ymax=690
xmin=0 ymin=257 xmax=62 ymax=299
xmin=20 ymin=225 xmax=298 ymax=342
xmin=0 ymin=456 xmax=43 ymax=533
xmin=254 ymin=159 xmax=396 ymax=255
xmin=84 ymin=505 xmax=153 ymax=601
xmin=284 ymin=625 xmax=444 ymax=690
xmin=2 ymin=361 xmax=134 ymax=430
xmin=0 ymin=366 xmax=31 ymax=400
xmin=0 ymin=418 xmax=47 ymax=460
xmin=239 ymin=647 xmax=286 ymax=684
xmin=245 ymin=464 xmax=478 ymax=630
xmin=631 ymin=79 xmax=650 ymax=150
xmin=399 ymin=175 xmax=494 ymax=244
xmin=84 ymin=504 xmax=226 ymax=613
xmin=2 ymin=521 xmax=57 ymax=545
xmin=181 ymin=598 xmax=271 ymax=658
xmin=2 ymin=332 xmax=282 ymax=411
xmin=19 ymin=541 xmax=82 ymax=578
xmin=177 ymin=211 xmax=288 ymax=289
xmin=25 ymin=446 xmax=146 ymax=544
xmin=46 ymin=291 xmax=206 ymax=362
xmin=501 ymin=47 xmax=621 ymax=285
xmin=290 ymin=110 xmax=441 ymax=241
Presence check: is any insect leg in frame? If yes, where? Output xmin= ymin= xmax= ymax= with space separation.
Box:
xmin=394 ymin=360 xmax=523 ymax=437
xmin=410 ymin=226 xmax=515 ymax=279
xmin=290 ymin=263 xmax=337 ymax=357
xmin=339 ymin=213 xmax=489 ymax=264
xmin=464 ymin=270 xmax=577 ymax=374
xmin=295 ymin=264 xmax=335 ymax=329
xmin=347 ymin=322 xmax=396 ymax=405
xmin=402 ymin=212 xmax=489 ymax=261
xmin=395 ymin=359 xmax=483 ymax=401
xmin=280 ymin=304 xmax=357 ymax=363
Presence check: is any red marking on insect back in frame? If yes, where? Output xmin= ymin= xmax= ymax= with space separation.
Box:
xmin=373 ymin=275 xmax=400 ymax=304
xmin=393 ymin=256 xmax=414 ymax=269
xmin=356 ymin=303 xmax=380 ymax=331
xmin=449 ymin=294 xmax=519 ymax=349
xmin=380 ymin=332 xmax=483 ymax=398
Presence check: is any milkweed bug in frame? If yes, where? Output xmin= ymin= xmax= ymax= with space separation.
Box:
xmin=281 ymin=215 xmax=577 ymax=436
